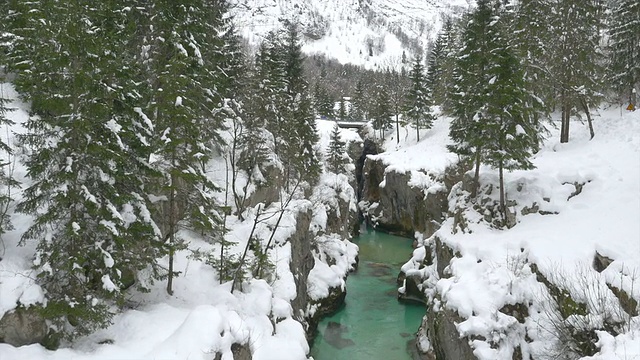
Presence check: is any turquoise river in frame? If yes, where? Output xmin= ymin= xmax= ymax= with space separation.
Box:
xmin=310 ymin=228 xmax=425 ymax=360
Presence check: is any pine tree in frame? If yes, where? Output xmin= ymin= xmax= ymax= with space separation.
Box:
xmin=449 ymin=0 xmax=499 ymax=197
xmin=386 ymin=68 xmax=408 ymax=144
xmin=371 ymin=84 xmax=394 ymax=139
xmin=13 ymin=0 xmax=163 ymax=336
xmin=350 ymin=79 xmax=367 ymax=121
xmin=427 ymin=17 xmax=458 ymax=110
xmin=608 ymin=0 xmax=640 ymax=104
xmin=280 ymin=23 xmax=321 ymax=187
xmin=233 ymin=60 xmax=275 ymax=216
xmin=0 ymin=80 xmax=17 ymax=238
xmin=326 ymin=123 xmax=349 ymax=174
xmin=141 ymin=0 xmax=228 ymax=295
xmin=482 ymin=24 xmax=539 ymax=217
xmin=313 ymin=82 xmax=335 ymax=118
xmin=336 ymin=96 xmax=348 ymax=121
xmin=255 ymin=32 xmax=287 ymax=158
xmin=0 ymin=17 xmax=17 ymax=237
xmin=547 ymin=0 xmax=606 ymax=142
xmin=511 ymin=0 xmax=553 ymax=148
xmin=404 ymin=54 xmax=435 ymax=142
xmin=449 ymin=0 xmax=540 ymax=210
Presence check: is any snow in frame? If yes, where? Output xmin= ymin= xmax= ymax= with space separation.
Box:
xmin=230 ymin=0 xmax=470 ymax=69
xmin=370 ymin=112 xmax=458 ymax=175
xmin=394 ymin=106 xmax=640 ymax=359
xmin=0 ymin=82 xmax=358 ymax=360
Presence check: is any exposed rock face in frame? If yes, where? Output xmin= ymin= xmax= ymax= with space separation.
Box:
xmin=246 ymin=165 xmax=283 ymax=208
xmin=0 ymin=307 xmax=48 ymax=347
xmin=289 ymin=209 xmax=315 ymax=324
xmin=423 ymin=307 xmax=476 ymax=360
xmin=593 ymin=251 xmax=614 ymax=273
xmin=213 ymin=343 xmax=252 ymax=360
xmin=324 ymin=188 xmax=360 ymax=239
xmin=356 ymin=139 xmax=381 ymax=202
xmin=361 ymin=159 xmax=448 ymax=238
xmin=398 ymin=274 xmax=426 ymax=304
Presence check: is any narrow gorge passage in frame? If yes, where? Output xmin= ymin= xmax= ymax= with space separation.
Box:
xmin=310 ymin=228 xmax=424 ymax=360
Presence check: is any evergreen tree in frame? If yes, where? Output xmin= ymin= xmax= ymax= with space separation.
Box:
xmin=350 ymin=79 xmax=367 ymax=121
xmin=13 ymin=0 xmax=163 ymax=336
xmin=449 ymin=0 xmax=540 ymax=209
xmin=336 ymin=96 xmax=348 ymax=121
xmin=404 ymin=54 xmax=435 ymax=142
xmin=255 ymin=31 xmax=287 ymax=157
xmin=427 ymin=17 xmax=458 ymax=111
xmin=280 ymin=23 xmax=321 ymax=187
xmin=371 ymin=84 xmax=394 ymax=139
xmin=0 ymin=80 xmax=17 ymax=238
xmin=608 ymin=0 xmax=640 ymax=103
xmin=482 ymin=26 xmax=539 ymax=217
xmin=141 ymin=0 xmax=228 ymax=295
xmin=326 ymin=123 xmax=349 ymax=174
xmin=0 ymin=18 xmax=17 ymax=237
xmin=313 ymin=82 xmax=335 ymax=118
xmin=449 ymin=0 xmax=500 ymax=197
xmin=386 ymin=68 xmax=408 ymax=144
xmin=547 ymin=0 xmax=606 ymax=142
xmin=511 ymin=0 xmax=553 ymax=148
xmin=234 ymin=60 xmax=275 ymax=216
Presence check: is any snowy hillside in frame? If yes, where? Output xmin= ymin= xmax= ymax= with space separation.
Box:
xmin=372 ymin=107 xmax=640 ymax=359
xmin=230 ymin=0 xmax=470 ymax=68
xmin=0 ymin=83 xmax=360 ymax=360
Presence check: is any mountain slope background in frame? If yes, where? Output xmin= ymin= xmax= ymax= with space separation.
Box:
xmin=230 ymin=0 xmax=470 ymax=68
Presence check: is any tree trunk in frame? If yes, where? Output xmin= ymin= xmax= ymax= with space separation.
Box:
xmin=232 ymin=204 xmax=262 ymax=293
xmin=579 ymin=97 xmax=595 ymax=140
xmin=166 ymin=173 xmax=177 ymax=296
xmin=471 ymin=147 xmax=481 ymax=198
xmin=499 ymin=159 xmax=505 ymax=216
xmin=396 ymin=114 xmax=400 ymax=144
xmin=560 ymin=92 xmax=570 ymax=143
xmin=416 ymin=120 xmax=420 ymax=142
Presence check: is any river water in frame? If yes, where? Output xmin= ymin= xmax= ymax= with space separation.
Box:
xmin=310 ymin=228 xmax=425 ymax=360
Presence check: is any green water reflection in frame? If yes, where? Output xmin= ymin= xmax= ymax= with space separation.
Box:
xmin=310 ymin=228 xmax=425 ymax=360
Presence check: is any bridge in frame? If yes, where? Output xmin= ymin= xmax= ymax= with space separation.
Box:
xmin=335 ymin=121 xmax=367 ymax=129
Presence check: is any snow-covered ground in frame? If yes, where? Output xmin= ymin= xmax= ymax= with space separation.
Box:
xmin=230 ymin=0 xmax=470 ymax=69
xmin=384 ymin=107 xmax=640 ymax=359
xmin=0 ymin=84 xmax=359 ymax=359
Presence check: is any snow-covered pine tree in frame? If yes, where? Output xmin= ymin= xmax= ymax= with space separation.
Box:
xmin=608 ymin=0 xmax=640 ymax=104
xmin=141 ymin=0 xmax=228 ymax=295
xmin=0 ymin=20 xmax=17 ymax=238
xmin=313 ymin=82 xmax=335 ymax=119
xmin=371 ymin=84 xmax=394 ymax=139
xmin=350 ymin=79 xmax=367 ymax=121
xmin=326 ymin=123 xmax=349 ymax=174
xmin=385 ymin=68 xmax=408 ymax=144
xmin=448 ymin=0 xmax=499 ymax=197
xmin=481 ymin=15 xmax=539 ymax=219
xmin=404 ymin=54 xmax=435 ymax=142
xmin=511 ymin=0 xmax=553 ymax=149
xmin=233 ymin=57 xmax=275 ymax=216
xmin=280 ymin=23 xmax=321 ymax=188
xmin=258 ymin=31 xmax=288 ymax=158
xmin=427 ymin=17 xmax=458 ymax=111
xmin=0 ymin=75 xmax=16 ymax=238
xmin=14 ymin=1 xmax=163 ymax=336
xmin=336 ymin=96 xmax=348 ymax=121
xmin=547 ymin=0 xmax=605 ymax=142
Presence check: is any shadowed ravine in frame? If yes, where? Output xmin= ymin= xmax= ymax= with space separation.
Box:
xmin=310 ymin=228 xmax=425 ymax=360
